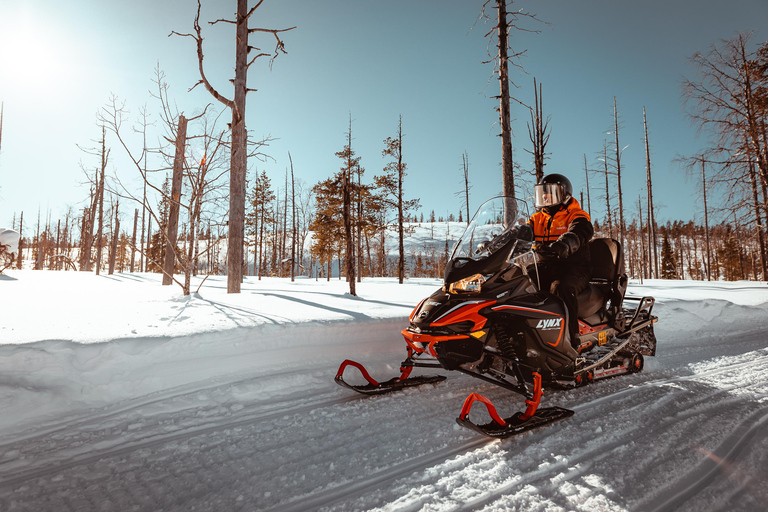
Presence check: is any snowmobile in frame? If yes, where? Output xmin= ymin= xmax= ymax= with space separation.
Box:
xmin=336 ymin=196 xmax=658 ymax=438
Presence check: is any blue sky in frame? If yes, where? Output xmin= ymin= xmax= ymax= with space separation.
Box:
xmin=1 ymin=0 xmax=767 ymax=230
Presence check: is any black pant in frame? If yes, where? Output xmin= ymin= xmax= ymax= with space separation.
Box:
xmin=538 ymin=264 xmax=589 ymax=348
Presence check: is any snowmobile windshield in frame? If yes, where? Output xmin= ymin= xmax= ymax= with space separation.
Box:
xmin=449 ymin=196 xmax=530 ymax=263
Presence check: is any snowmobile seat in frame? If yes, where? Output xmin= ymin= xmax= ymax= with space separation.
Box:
xmin=582 ymin=238 xmax=628 ymax=325
xmin=576 ymin=284 xmax=605 ymax=319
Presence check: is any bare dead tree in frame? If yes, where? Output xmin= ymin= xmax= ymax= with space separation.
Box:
xmin=289 ymin=152 xmax=296 ymax=281
xmin=583 ymin=154 xmax=592 ymax=218
xmin=612 ymin=97 xmax=627 ymax=249
xmin=130 ymin=208 xmax=138 ymax=272
xmin=108 ymin=199 xmax=120 ymax=275
xmin=637 ymin=195 xmax=646 ymax=281
xmin=527 ymin=77 xmax=550 ymax=182
xmin=340 ymin=117 xmax=357 ymax=295
xmin=137 ymin=107 xmax=151 ymax=273
xmin=681 ymin=33 xmax=768 ymax=279
xmin=294 ymin=179 xmax=314 ymax=274
xmin=163 ymin=114 xmax=188 ymax=285
xmin=477 ymin=1 xmax=546 ymax=216
xmin=171 ymin=0 xmax=294 ymax=293
xmin=94 ymin=127 xmax=110 ymax=275
xmin=79 ymin=185 xmax=96 ymax=271
xmin=747 ymin=149 xmax=767 ymax=277
xmin=462 ymin=151 xmax=471 ymax=224
xmin=601 ymin=140 xmax=614 ymax=238
xmin=702 ymin=160 xmax=712 ymax=280
xmin=99 ymin=73 xmax=229 ymax=295
xmin=643 ymin=106 xmax=659 ymax=278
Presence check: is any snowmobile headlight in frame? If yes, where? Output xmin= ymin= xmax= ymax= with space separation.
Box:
xmin=448 ymin=273 xmax=486 ymax=294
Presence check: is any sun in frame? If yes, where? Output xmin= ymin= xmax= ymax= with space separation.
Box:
xmin=0 ymin=9 xmax=76 ymax=97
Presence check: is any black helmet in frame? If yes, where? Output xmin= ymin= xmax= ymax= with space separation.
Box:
xmin=534 ymin=173 xmax=573 ymax=210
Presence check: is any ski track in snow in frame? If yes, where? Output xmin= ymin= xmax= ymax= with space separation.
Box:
xmin=1 ymin=299 xmax=768 ymax=510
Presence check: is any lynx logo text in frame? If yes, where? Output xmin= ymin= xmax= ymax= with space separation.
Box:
xmin=536 ymin=318 xmax=562 ymax=330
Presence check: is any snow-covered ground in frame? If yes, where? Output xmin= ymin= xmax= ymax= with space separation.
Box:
xmin=1 ymin=270 xmax=767 ymax=511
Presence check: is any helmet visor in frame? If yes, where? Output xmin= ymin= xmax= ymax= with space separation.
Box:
xmin=534 ymin=183 xmax=564 ymax=208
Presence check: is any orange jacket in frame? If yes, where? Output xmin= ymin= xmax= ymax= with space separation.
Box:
xmin=529 ymin=198 xmax=591 ymax=243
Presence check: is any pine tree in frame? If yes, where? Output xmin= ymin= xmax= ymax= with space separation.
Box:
xmin=310 ymin=175 xmax=344 ymax=280
xmin=660 ymin=231 xmax=677 ymax=279
xmin=246 ymin=170 xmax=275 ymax=278
xmin=147 ymin=178 xmax=171 ymax=273
xmin=376 ymin=115 xmax=419 ymax=284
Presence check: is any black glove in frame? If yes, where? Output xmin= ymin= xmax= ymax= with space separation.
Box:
xmin=549 ymin=240 xmax=570 ymax=259
xmin=533 ymin=242 xmax=558 ymax=258
xmin=509 ymin=223 xmax=533 ymax=241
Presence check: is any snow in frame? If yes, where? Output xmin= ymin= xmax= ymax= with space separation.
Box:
xmin=1 ymin=270 xmax=768 ymax=511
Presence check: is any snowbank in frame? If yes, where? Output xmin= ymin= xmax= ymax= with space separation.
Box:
xmin=1 ymin=271 xmax=767 ymax=511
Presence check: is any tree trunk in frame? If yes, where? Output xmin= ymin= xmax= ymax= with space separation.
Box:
xmin=81 ymin=191 xmax=95 ymax=271
xmin=55 ymin=219 xmax=61 ymax=271
xmin=702 ymin=161 xmax=712 ymax=281
xmin=529 ymin=78 xmax=548 ymax=183
xmin=290 ymin=152 xmax=296 ymax=282
xmin=497 ymin=0 xmax=515 ymax=212
xmin=282 ymin=173 xmax=288 ymax=277
xmin=603 ymin=142 xmax=613 ymax=238
xmin=130 ymin=208 xmax=138 ymax=272
xmin=396 ymin=117 xmax=406 ymax=284
xmin=583 ymin=154 xmax=591 ymax=218
xmin=164 ymin=115 xmax=187 ymax=286
xmin=109 ymin=206 xmax=120 ymax=275
xmin=463 ymin=151 xmax=471 ymax=224
xmin=94 ymin=128 xmax=108 ymax=276
xmin=748 ymin=156 xmax=766 ymax=278
xmin=17 ymin=212 xmax=23 ymax=270
xmin=356 ymin=163 xmax=363 ymax=281
xmin=343 ymin=131 xmax=356 ymax=295
xmin=638 ymin=196 xmax=645 ymax=282
xmin=644 ymin=107 xmax=658 ymax=279
xmin=226 ymin=0 xmax=250 ymax=293
xmin=613 ymin=97 xmax=625 ymax=248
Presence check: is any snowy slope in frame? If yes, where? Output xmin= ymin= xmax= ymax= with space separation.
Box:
xmin=0 ymin=270 xmax=767 ymax=511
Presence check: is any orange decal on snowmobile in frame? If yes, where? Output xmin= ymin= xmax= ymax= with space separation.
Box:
xmin=431 ymin=300 xmax=496 ymax=331
xmin=578 ymin=320 xmax=607 ymax=335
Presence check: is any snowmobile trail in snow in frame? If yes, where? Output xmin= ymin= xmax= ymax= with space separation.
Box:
xmin=2 ymin=314 xmax=768 ymax=511
xmin=317 ymin=351 xmax=768 ymax=511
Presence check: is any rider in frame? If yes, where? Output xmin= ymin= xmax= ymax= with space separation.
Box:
xmin=514 ymin=174 xmax=594 ymax=349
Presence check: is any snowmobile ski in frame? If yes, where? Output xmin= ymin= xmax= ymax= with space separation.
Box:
xmin=335 ymin=359 xmax=446 ymax=395
xmin=455 ymin=373 xmax=574 ymax=438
